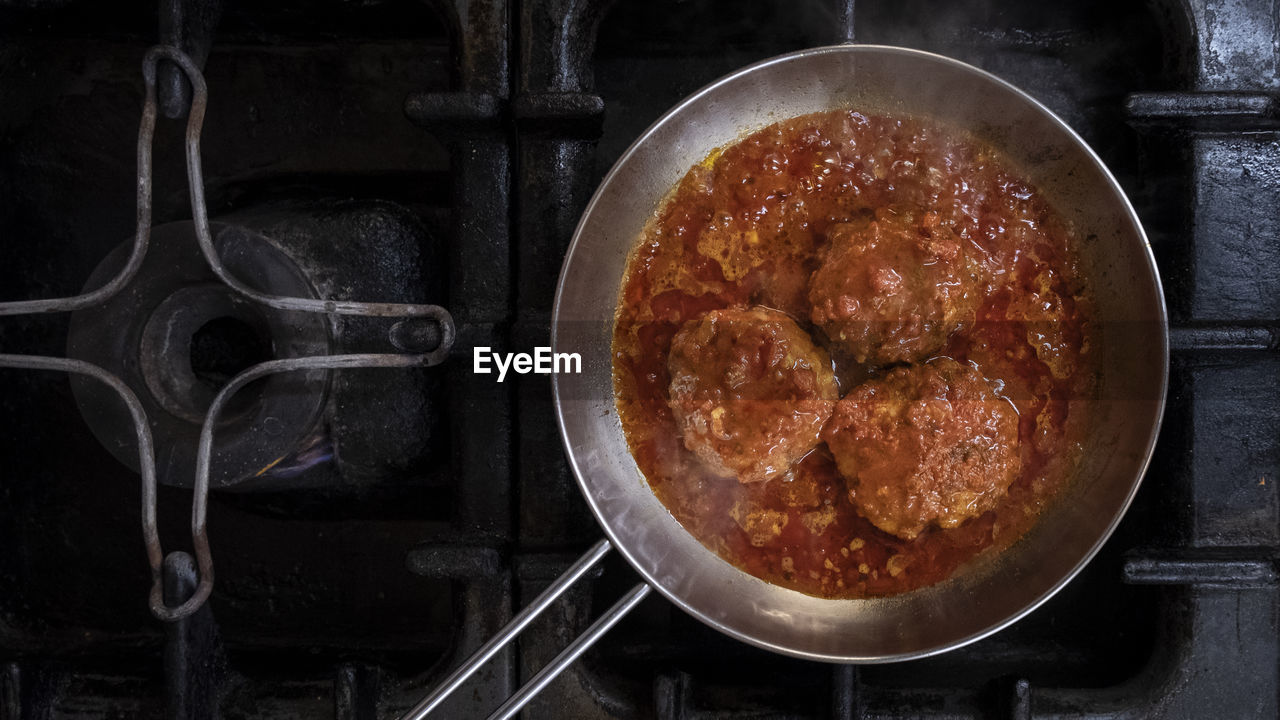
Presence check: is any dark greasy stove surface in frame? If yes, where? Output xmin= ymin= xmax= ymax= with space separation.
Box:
xmin=0 ymin=0 xmax=1277 ymax=718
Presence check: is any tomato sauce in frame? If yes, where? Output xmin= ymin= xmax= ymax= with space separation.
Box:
xmin=612 ymin=110 xmax=1096 ymax=598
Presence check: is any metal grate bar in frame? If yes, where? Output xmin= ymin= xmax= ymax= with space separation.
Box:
xmin=1169 ymin=324 xmax=1280 ymax=352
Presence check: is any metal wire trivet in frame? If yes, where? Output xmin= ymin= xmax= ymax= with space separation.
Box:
xmin=0 ymin=45 xmax=456 ymax=622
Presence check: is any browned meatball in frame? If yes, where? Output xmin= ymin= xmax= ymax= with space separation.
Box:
xmin=822 ymin=358 xmax=1019 ymax=539
xmin=668 ymin=306 xmax=838 ymax=483
xmin=808 ymin=215 xmax=976 ymax=365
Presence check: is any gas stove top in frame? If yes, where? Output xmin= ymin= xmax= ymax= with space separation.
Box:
xmin=1 ymin=0 xmax=1277 ymax=718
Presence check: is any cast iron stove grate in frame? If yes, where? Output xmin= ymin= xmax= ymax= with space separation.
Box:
xmin=0 ymin=0 xmax=1277 ymax=718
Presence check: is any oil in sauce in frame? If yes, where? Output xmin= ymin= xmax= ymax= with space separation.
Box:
xmin=612 ymin=110 xmax=1095 ymax=598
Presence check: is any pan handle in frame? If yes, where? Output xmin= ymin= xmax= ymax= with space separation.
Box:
xmin=400 ymin=538 xmax=653 ymax=720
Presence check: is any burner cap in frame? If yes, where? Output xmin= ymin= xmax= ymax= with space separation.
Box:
xmin=67 ymin=221 xmax=332 ymax=489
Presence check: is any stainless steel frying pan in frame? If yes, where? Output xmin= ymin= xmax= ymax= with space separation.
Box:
xmin=404 ymin=44 xmax=1168 ymax=720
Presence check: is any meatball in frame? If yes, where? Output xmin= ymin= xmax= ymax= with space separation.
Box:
xmin=668 ymin=306 xmax=838 ymax=483
xmin=822 ymin=358 xmax=1019 ymax=539
xmin=808 ymin=215 xmax=976 ymax=365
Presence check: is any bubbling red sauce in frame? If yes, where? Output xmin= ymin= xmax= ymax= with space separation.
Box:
xmin=612 ymin=109 xmax=1096 ymax=598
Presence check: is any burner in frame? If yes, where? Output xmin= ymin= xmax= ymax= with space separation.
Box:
xmin=67 ymin=220 xmax=332 ymax=489
xmin=64 ymin=197 xmax=446 ymax=491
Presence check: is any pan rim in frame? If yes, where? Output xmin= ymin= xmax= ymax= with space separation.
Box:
xmin=551 ymin=43 xmax=1169 ymax=663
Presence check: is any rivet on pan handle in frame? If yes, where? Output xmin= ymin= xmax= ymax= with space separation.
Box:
xmin=400 ymin=539 xmax=652 ymax=720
